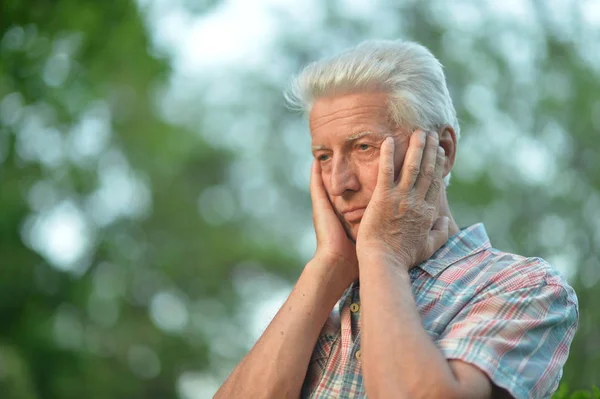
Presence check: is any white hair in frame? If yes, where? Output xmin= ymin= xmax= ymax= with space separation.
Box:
xmin=285 ymin=39 xmax=459 ymax=186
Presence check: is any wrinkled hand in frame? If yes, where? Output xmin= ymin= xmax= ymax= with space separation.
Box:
xmin=356 ymin=130 xmax=449 ymax=270
xmin=310 ymin=161 xmax=359 ymax=281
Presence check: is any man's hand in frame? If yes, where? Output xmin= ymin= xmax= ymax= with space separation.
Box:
xmin=310 ymin=161 xmax=359 ymax=282
xmin=356 ymin=130 xmax=449 ymax=269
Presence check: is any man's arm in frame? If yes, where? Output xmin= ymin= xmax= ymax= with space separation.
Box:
xmin=216 ymin=161 xmax=360 ymax=398
xmin=214 ymin=256 xmax=352 ymax=399
xmin=359 ymin=257 xmax=493 ymax=399
xmin=355 ymin=132 xmax=495 ymax=398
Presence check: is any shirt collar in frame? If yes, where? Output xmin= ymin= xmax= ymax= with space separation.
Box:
xmin=416 ymin=223 xmax=492 ymax=277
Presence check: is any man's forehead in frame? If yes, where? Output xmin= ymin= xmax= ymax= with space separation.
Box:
xmin=309 ymin=92 xmax=390 ymax=125
xmin=307 ymin=93 xmax=415 ymax=148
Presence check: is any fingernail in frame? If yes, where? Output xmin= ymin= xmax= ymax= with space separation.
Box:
xmin=433 ymin=131 xmax=439 ymax=140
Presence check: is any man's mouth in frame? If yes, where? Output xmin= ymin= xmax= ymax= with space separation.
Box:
xmin=342 ymin=207 xmax=365 ymax=223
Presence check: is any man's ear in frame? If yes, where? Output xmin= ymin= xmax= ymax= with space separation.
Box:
xmin=438 ymin=125 xmax=457 ymax=179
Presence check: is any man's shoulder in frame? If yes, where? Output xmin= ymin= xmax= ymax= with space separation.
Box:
xmin=463 ymin=247 xmax=577 ymax=301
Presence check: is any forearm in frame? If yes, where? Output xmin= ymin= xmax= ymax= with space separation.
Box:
xmin=215 ymin=257 xmax=352 ymax=399
xmin=358 ymin=256 xmax=460 ymax=399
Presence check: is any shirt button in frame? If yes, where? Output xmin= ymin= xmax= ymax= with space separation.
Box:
xmin=350 ymin=303 xmax=360 ymax=313
xmin=355 ymin=350 xmax=361 ymax=360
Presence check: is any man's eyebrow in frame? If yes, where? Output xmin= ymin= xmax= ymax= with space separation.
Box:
xmin=312 ymin=131 xmax=381 ymax=151
xmin=345 ymin=131 xmax=375 ymax=141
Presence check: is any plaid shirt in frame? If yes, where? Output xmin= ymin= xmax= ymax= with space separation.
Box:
xmin=301 ymin=223 xmax=579 ymax=399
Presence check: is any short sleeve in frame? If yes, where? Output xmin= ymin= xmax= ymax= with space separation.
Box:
xmin=436 ymin=278 xmax=579 ymax=399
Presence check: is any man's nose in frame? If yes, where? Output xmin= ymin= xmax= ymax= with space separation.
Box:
xmin=329 ymin=156 xmax=360 ymax=196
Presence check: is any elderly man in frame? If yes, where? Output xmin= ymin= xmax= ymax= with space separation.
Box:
xmin=215 ymin=40 xmax=578 ymax=399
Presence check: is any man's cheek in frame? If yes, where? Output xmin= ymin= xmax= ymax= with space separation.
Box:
xmin=321 ymin=173 xmax=332 ymax=197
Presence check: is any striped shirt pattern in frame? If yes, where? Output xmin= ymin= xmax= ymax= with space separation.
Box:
xmin=301 ymin=223 xmax=579 ymax=399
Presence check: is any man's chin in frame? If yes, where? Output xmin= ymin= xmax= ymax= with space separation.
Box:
xmin=342 ymin=220 xmax=360 ymax=243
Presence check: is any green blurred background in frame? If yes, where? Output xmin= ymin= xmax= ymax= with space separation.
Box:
xmin=1 ymin=0 xmax=599 ymax=397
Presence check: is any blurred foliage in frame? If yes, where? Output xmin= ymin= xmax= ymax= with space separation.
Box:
xmin=0 ymin=0 xmax=599 ymax=398
xmin=553 ymin=385 xmax=600 ymax=399
xmin=0 ymin=0 xmax=296 ymax=398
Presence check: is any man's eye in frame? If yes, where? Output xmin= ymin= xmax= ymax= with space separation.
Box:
xmin=318 ymin=154 xmax=330 ymax=162
xmin=358 ymin=144 xmax=371 ymax=151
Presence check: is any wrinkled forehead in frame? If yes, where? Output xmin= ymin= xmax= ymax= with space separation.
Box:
xmin=309 ymin=92 xmax=413 ymax=145
xmin=309 ymin=92 xmax=395 ymax=132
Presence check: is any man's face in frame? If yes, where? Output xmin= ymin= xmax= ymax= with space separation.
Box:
xmin=309 ymin=92 xmax=410 ymax=240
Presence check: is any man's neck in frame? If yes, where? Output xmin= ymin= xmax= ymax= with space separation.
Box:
xmin=439 ymin=188 xmax=460 ymax=237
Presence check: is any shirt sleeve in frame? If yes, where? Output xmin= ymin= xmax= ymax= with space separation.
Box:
xmin=435 ymin=271 xmax=579 ymax=399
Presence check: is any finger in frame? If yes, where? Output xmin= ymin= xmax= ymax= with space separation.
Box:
xmin=428 ymin=216 xmax=449 ymax=255
xmin=398 ymin=130 xmax=426 ymax=192
xmin=310 ymin=161 xmax=331 ymax=213
xmin=376 ymin=136 xmax=395 ymax=191
xmin=425 ymin=145 xmax=445 ymax=205
xmin=414 ymin=131 xmax=439 ymax=197
xmin=310 ymin=161 xmax=335 ymax=239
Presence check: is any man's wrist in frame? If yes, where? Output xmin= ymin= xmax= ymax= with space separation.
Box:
xmin=357 ymin=247 xmax=410 ymax=272
xmin=305 ymin=256 xmax=356 ymax=295
xmin=358 ymin=253 xmax=412 ymax=292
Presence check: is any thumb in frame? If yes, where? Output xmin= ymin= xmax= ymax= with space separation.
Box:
xmin=309 ymin=161 xmax=337 ymax=226
xmin=310 ymin=161 xmax=329 ymax=209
